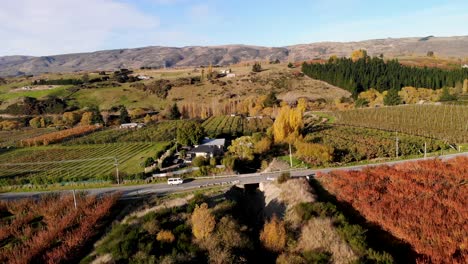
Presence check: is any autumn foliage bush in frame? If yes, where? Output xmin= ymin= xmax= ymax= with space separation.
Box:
xmin=191 ymin=203 xmax=216 ymax=240
xmin=294 ymin=140 xmax=334 ymax=165
xmin=0 ymin=193 xmax=119 ymax=263
xmin=156 ymin=230 xmax=175 ymax=243
xmin=20 ymin=125 xmax=102 ymax=146
xmin=260 ymin=215 xmax=287 ymax=252
xmin=317 ymin=157 xmax=468 ymax=263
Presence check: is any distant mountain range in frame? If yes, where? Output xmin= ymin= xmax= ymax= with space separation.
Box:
xmin=1 ymin=36 xmax=468 ymax=77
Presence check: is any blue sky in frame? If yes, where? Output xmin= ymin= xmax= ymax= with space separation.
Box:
xmin=1 ymin=0 xmax=467 ymax=56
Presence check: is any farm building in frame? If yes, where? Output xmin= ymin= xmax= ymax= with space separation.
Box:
xmin=137 ymin=75 xmax=151 ymax=80
xmin=188 ymin=138 xmax=226 ymax=158
xmin=119 ymin=123 xmax=145 ymax=129
xmin=462 ymin=64 xmax=468 ymax=69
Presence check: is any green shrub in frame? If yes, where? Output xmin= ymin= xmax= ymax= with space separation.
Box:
xmin=209 ymin=157 xmax=217 ymax=167
xmin=337 ymin=223 xmax=367 ymax=253
xmin=302 ymin=250 xmax=332 ymax=264
xmin=277 ymin=172 xmax=291 ymax=184
xmin=97 ymin=224 xmax=142 ymax=261
xmin=186 ymin=193 xmax=206 ymax=213
xmin=192 ymin=156 xmax=207 ymax=167
xmin=354 ymin=98 xmax=369 ymax=108
xmin=295 ymin=202 xmax=340 ymax=221
xmin=365 ymin=249 xmax=394 ymax=264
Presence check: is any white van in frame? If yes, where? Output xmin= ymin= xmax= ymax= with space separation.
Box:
xmin=167 ymin=177 xmax=184 ymax=185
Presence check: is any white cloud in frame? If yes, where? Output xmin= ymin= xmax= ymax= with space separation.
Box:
xmin=0 ymin=0 xmax=160 ymax=56
xmin=188 ymin=4 xmax=211 ymax=19
xmin=302 ymin=4 xmax=468 ymax=43
xmin=153 ymin=0 xmax=186 ymax=4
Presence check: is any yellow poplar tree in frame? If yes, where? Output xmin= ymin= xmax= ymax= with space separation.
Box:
xmin=463 ymin=79 xmax=468 ymax=94
xmin=259 ymin=216 xmax=286 ymax=252
xmin=351 ymin=49 xmax=367 ymax=62
xmin=63 ymin=112 xmax=80 ymax=126
xmin=40 ymin=117 xmax=46 ymax=128
xmin=191 ymin=203 xmax=216 ymax=240
xmin=144 ymin=114 xmax=152 ymax=124
xmin=80 ymin=112 xmax=93 ymax=125
xmin=29 ymin=117 xmax=42 ymax=128
xmin=273 ymin=105 xmax=304 ymax=143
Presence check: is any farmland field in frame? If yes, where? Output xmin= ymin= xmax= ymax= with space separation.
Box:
xmin=317 ymin=157 xmax=468 ymax=263
xmin=0 ymin=142 xmax=170 ymax=186
xmin=0 ymin=128 xmax=55 ymax=148
xmin=63 ymin=120 xmax=183 ymax=145
xmin=20 ymin=125 xmax=102 ymax=146
xmin=332 ymin=105 xmax=468 ymax=143
xmin=202 ymin=115 xmax=273 ymax=137
xmin=0 ymin=193 xmax=119 ymax=263
xmin=305 ymin=126 xmax=448 ymax=163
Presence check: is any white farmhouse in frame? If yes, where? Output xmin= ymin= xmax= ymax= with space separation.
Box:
xmin=188 ymin=138 xmax=226 ymax=158
xmin=119 ymin=123 xmax=145 ymax=129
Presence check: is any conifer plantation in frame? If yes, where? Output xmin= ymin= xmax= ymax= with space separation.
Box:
xmin=302 ymin=57 xmax=468 ymax=96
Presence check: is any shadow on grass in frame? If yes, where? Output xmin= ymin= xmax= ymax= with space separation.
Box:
xmin=225 ymin=186 xmax=279 ymax=264
xmin=308 ymin=178 xmax=425 ymax=264
xmin=77 ymin=197 xmax=150 ymax=263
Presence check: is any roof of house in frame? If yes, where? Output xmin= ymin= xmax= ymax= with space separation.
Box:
xmin=121 ymin=123 xmax=138 ymax=126
xmin=201 ymin=138 xmax=226 ymax=146
xmin=190 ymin=145 xmax=218 ymax=154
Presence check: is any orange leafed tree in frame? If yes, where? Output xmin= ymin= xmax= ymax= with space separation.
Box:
xmin=318 ymin=157 xmax=468 ymax=263
xmin=0 ymin=193 xmax=119 ymax=263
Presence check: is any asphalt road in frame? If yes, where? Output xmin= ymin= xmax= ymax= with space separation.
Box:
xmin=0 ymin=152 xmax=466 ymax=200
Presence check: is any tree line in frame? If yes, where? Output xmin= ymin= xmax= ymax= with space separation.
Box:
xmin=302 ymin=56 xmax=468 ymax=97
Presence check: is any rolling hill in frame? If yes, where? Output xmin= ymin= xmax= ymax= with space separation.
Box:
xmin=1 ymin=36 xmax=468 ymax=77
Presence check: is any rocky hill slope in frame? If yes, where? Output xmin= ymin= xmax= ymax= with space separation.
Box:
xmin=1 ymin=36 xmax=467 ymax=76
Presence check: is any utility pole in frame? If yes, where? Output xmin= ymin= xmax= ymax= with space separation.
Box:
xmin=395 ymin=132 xmax=399 ymax=158
xmin=114 ymin=157 xmax=120 ymax=185
xmin=424 ymin=142 xmax=427 ymax=158
xmin=289 ymin=143 xmax=293 ymax=168
xmin=72 ymin=189 xmax=77 ymax=209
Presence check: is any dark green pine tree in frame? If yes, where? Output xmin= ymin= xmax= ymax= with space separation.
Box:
xmin=263 ymin=92 xmax=278 ymax=107
xmin=89 ymin=105 xmax=104 ymax=124
xmin=301 ymin=57 xmax=468 ymax=94
xmin=119 ymin=106 xmax=130 ymax=123
xmin=438 ymin=87 xmax=457 ymax=102
xmin=168 ymin=103 xmax=181 ymax=120
xmin=384 ymin=89 xmax=402 ymax=106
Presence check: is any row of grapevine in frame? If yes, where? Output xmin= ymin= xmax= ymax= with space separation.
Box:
xmin=332 ymin=105 xmax=468 ymax=143
xmin=317 ymin=157 xmax=468 ymax=263
xmin=0 ymin=142 xmax=166 ymax=185
xmin=20 ymin=125 xmax=102 ymax=146
xmin=0 ymin=128 xmax=55 ymax=147
xmin=305 ymin=126 xmax=448 ymax=163
xmin=202 ymin=116 xmax=273 ymax=137
xmin=63 ymin=120 xmax=183 ymax=145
